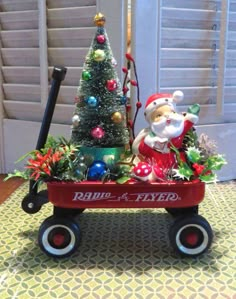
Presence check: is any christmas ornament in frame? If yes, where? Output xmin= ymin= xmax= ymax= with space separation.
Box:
xmin=82 ymin=70 xmax=91 ymax=81
xmin=74 ymin=169 xmax=85 ymax=180
xmin=111 ymin=57 xmax=117 ymax=67
xmin=91 ymin=126 xmax=105 ymax=139
xmin=94 ymin=13 xmax=106 ymax=27
xmin=106 ymin=79 xmax=117 ymax=91
xmin=93 ymin=49 xmax=106 ymax=62
xmin=77 ymin=162 xmax=87 ymax=173
xmin=87 ymin=160 xmax=107 ymax=181
xmin=111 ymin=111 xmax=123 ymax=124
xmin=120 ymin=96 xmax=127 ymax=105
xmin=87 ymin=96 xmax=98 ymax=107
xmin=72 ymin=114 xmax=80 ymax=126
xmin=97 ymin=34 xmax=106 ymax=44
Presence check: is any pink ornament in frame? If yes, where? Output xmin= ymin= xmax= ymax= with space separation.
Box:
xmin=97 ymin=34 xmax=106 ymax=44
xmin=91 ymin=126 xmax=105 ymax=139
xmin=106 ymin=79 xmax=117 ymax=91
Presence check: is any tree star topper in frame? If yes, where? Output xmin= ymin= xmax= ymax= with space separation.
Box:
xmin=94 ymin=13 xmax=106 ymax=27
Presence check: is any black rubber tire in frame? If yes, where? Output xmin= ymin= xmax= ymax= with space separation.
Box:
xmin=21 ymin=194 xmax=41 ymax=214
xmin=53 ymin=206 xmax=85 ymax=217
xmin=38 ymin=216 xmax=81 ymax=258
xmin=169 ymin=214 xmax=213 ymax=257
xmin=165 ymin=206 xmax=198 ymax=217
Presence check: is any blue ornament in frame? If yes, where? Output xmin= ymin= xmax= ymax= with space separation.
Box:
xmin=87 ymin=160 xmax=107 ymax=181
xmin=87 ymin=96 xmax=98 ymax=107
xmin=120 ymin=96 xmax=127 ymax=105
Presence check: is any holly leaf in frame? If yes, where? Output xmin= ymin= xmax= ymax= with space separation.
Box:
xmin=116 ymin=176 xmax=130 ymax=184
xmin=186 ymin=146 xmax=202 ymax=163
xmin=199 ymin=173 xmax=217 ymax=183
xmin=174 ymin=163 xmax=194 ymax=180
xmin=205 ymin=155 xmax=227 ymax=170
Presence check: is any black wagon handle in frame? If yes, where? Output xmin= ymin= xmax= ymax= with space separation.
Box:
xmin=29 ymin=66 xmax=67 ymax=194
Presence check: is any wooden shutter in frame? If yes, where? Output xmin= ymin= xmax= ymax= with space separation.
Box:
xmin=160 ymin=0 xmax=236 ymax=125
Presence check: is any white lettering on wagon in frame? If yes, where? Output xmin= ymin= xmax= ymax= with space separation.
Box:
xmin=132 ymin=192 xmax=180 ymax=202
xmin=72 ymin=192 xmax=114 ymax=201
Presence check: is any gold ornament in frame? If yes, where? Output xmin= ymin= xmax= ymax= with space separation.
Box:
xmin=93 ymin=49 xmax=106 ymax=62
xmin=111 ymin=112 xmax=123 ymax=124
xmin=94 ymin=13 xmax=106 ymax=27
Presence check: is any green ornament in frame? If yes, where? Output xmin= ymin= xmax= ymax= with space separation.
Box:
xmin=82 ymin=70 xmax=91 ymax=81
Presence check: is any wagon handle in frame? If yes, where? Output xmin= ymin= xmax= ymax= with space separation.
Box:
xmin=29 ymin=66 xmax=67 ymax=194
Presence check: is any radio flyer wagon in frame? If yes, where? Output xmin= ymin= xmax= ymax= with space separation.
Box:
xmin=22 ymin=67 xmax=213 ymax=258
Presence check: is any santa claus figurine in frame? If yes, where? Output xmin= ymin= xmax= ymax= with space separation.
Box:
xmin=132 ymin=91 xmax=200 ymax=181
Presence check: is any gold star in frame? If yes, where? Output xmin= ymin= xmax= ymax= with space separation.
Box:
xmin=94 ymin=13 xmax=106 ymax=27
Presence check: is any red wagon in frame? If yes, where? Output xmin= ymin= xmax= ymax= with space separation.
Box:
xmin=21 ymin=67 xmax=213 ymax=258
xmin=36 ymin=180 xmax=213 ymax=258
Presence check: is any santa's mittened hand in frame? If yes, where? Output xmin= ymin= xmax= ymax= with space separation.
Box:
xmin=188 ymin=104 xmax=200 ymax=116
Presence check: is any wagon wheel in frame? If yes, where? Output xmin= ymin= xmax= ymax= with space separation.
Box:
xmin=169 ymin=215 xmax=213 ymax=257
xmin=38 ymin=216 xmax=81 ymax=258
xmin=165 ymin=206 xmax=198 ymax=217
xmin=22 ymin=194 xmax=41 ymax=214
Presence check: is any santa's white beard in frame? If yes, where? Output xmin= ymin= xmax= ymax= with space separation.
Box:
xmin=151 ymin=114 xmax=184 ymax=139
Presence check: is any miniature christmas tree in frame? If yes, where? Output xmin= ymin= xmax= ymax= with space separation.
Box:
xmin=71 ymin=13 xmax=129 ymax=161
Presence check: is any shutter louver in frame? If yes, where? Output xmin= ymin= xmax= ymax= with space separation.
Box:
xmin=160 ymin=0 xmax=236 ymax=124
xmin=0 ymin=0 xmax=40 ymax=122
xmin=0 ymin=0 xmax=96 ymax=124
xmin=47 ymin=1 xmax=96 ymax=124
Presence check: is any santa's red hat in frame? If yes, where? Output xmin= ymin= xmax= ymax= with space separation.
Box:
xmin=144 ymin=90 xmax=184 ymax=123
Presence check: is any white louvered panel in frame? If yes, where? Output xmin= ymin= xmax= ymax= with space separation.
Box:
xmin=47 ymin=0 xmax=96 ymax=9
xmin=3 ymin=101 xmax=74 ymax=124
xmin=0 ymin=10 xmax=38 ymax=30
xmin=47 ymin=28 xmax=94 ymax=48
xmin=160 ymin=86 xmax=236 ymax=105
xmin=0 ymin=0 xmax=37 ymax=12
xmin=56 ymin=86 xmax=77 ymax=104
xmin=162 ymin=8 xmax=220 ymax=30
xmin=163 ymin=0 xmax=220 ymax=10
xmin=160 ymin=68 xmax=217 ymax=89
xmin=161 ymin=49 xmax=236 ymax=68
xmin=161 ymin=68 xmax=235 ymax=89
xmin=3 ymin=84 xmax=40 ymax=102
xmin=1 ymin=48 xmax=39 ymax=66
xmin=48 ymin=67 xmax=82 ymax=86
xmin=48 ymin=6 xmax=96 ymax=28
xmin=2 ymin=67 xmax=40 ymax=84
xmin=48 ymin=48 xmax=87 ymax=67
xmin=162 ymin=28 xmax=219 ymax=49
xmin=0 ymin=29 xmax=39 ymax=48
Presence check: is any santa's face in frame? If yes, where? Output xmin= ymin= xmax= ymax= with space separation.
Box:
xmin=150 ymin=105 xmax=184 ymax=139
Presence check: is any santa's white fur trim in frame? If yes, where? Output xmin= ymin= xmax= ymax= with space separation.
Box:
xmin=173 ymin=90 xmax=184 ymax=103
xmin=145 ymin=97 xmax=174 ymax=123
xmin=184 ymin=113 xmax=199 ymax=124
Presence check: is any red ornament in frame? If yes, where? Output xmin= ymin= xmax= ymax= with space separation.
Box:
xmin=91 ymin=126 xmax=105 ymax=139
xmin=97 ymin=34 xmax=106 ymax=44
xmin=106 ymin=79 xmax=117 ymax=91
